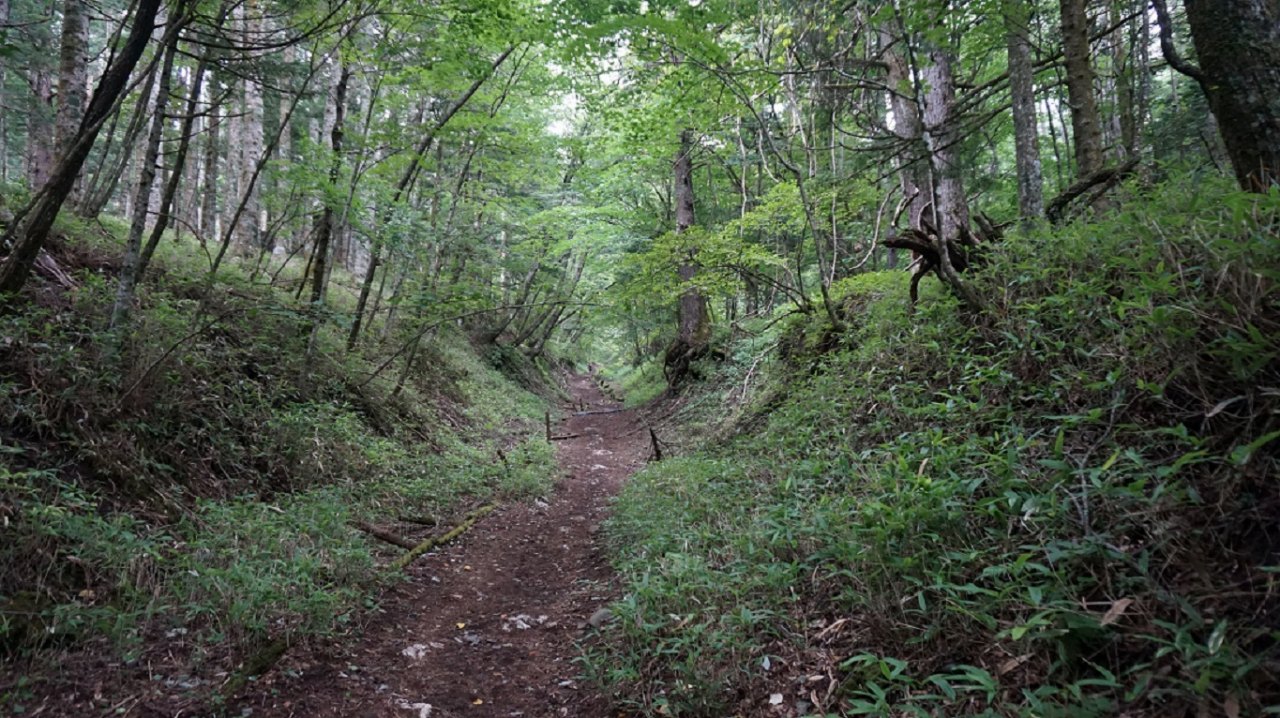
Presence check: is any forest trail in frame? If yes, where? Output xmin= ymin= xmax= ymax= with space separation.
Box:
xmin=235 ymin=374 xmax=648 ymax=717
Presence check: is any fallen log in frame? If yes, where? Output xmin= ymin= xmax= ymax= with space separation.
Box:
xmin=550 ymin=434 xmax=580 ymax=440
xmin=398 ymin=515 xmax=438 ymax=527
xmin=391 ymin=504 xmax=497 ymax=571
xmin=352 ymin=520 xmax=418 ymax=550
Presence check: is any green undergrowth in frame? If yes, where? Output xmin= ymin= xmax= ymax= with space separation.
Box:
xmin=587 ymin=177 xmax=1280 ymax=716
xmin=0 ymin=218 xmax=556 ymax=680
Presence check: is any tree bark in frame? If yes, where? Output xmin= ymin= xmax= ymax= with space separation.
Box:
xmin=878 ymin=26 xmax=928 ymax=251
xmin=110 ymin=16 xmax=183 ymax=329
xmin=1178 ymin=0 xmax=1280 ymax=192
xmin=1059 ymin=0 xmax=1105 ymax=176
xmin=236 ymin=0 xmax=266 ymax=249
xmin=1007 ymin=0 xmax=1045 ymax=222
xmin=0 ymin=0 xmax=164 ymax=299
xmin=668 ymin=128 xmax=711 ymax=379
xmin=310 ymin=64 xmax=350 ymax=308
xmin=54 ymin=0 xmax=90 ymax=169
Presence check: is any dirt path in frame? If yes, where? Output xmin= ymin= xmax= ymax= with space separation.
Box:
xmin=234 ymin=373 xmax=647 ymax=717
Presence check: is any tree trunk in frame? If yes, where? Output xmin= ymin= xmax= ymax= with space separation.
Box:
xmin=237 ymin=1 xmax=265 ymax=249
xmin=0 ymin=0 xmax=164 ymax=299
xmin=310 ymin=64 xmax=350 ymax=308
xmin=1059 ymin=0 xmax=1105 ymax=176
xmin=879 ymin=26 xmax=928 ymax=245
xmin=667 ymin=128 xmax=710 ymax=381
xmin=26 ymin=59 xmax=55 ymax=190
xmin=1182 ymin=0 xmax=1280 ymax=192
xmin=54 ymin=0 xmax=90 ymax=178
xmin=1007 ymin=0 xmax=1045 ymax=222
xmin=110 ymin=18 xmax=182 ymax=329
xmin=919 ymin=43 xmax=969 ymax=243
xmin=200 ymin=102 xmax=221 ymax=242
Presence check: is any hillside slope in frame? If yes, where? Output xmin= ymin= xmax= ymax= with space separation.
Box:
xmin=589 ymin=179 xmax=1280 ymax=717
xmin=0 ymin=217 xmax=560 ymax=711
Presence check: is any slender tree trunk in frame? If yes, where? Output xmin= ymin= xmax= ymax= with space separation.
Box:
xmin=346 ymin=47 xmax=515 ymax=349
xmin=1111 ymin=1 xmax=1137 ymax=157
xmin=309 ymin=64 xmax=350 ymax=309
xmin=1007 ymin=0 xmax=1045 ymax=222
xmin=77 ymin=63 xmax=158 ymax=218
xmin=236 ymin=1 xmax=265 ymax=250
xmin=200 ymin=104 xmax=221 ymax=242
xmin=110 ymin=17 xmax=183 ymax=329
xmin=1059 ymin=0 xmax=1105 ymax=176
xmin=0 ymin=0 xmax=164 ymax=299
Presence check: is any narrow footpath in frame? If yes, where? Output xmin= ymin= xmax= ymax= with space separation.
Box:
xmin=235 ymin=373 xmax=649 ymax=717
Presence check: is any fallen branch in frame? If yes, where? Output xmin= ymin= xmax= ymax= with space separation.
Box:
xmin=550 ymin=434 xmax=580 ymax=441
xmin=390 ymin=504 xmax=497 ymax=571
xmin=1047 ymin=158 xmax=1140 ymax=224
xmin=572 ymin=408 xmax=627 ymax=416
xmin=351 ymin=520 xmax=417 ymax=550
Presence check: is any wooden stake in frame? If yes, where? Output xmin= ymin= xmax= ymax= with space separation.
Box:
xmin=545 ymin=411 xmax=552 ymax=442
xmin=649 ymin=427 xmax=663 ymax=461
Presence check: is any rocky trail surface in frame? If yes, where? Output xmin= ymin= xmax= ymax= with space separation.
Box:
xmin=234 ymin=373 xmax=648 ymax=717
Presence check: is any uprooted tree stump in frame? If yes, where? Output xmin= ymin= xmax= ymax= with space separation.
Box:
xmin=882 ymin=213 xmax=1003 ymax=310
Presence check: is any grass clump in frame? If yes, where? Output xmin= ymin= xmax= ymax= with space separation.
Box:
xmin=587 ymin=176 xmax=1280 ymax=717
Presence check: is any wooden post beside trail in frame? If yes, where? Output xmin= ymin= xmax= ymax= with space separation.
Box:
xmin=545 ymin=411 xmax=552 ymax=443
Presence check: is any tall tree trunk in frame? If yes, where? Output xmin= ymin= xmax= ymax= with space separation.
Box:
xmin=236 ymin=1 xmax=265 ymax=250
xmin=110 ymin=16 xmax=183 ymax=329
xmin=666 ymin=128 xmax=711 ymax=382
xmin=1171 ymin=0 xmax=1280 ymax=191
xmin=0 ymin=0 xmax=8 ymax=184
xmin=1007 ymin=0 xmax=1045 ymax=221
xmin=919 ymin=44 xmax=969 ymax=244
xmin=200 ymin=102 xmax=221 ymax=242
xmin=26 ymin=52 xmax=55 ymax=189
xmin=1059 ymin=0 xmax=1105 ymax=176
xmin=0 ymin=0 xmax=164 ymax=299
xmin=54 ymin=0 xmax=90 ymax=188
xmin=309 ymin=64 xmax=350 ymax=309
xmin=879 ymin=26 xmax=928 ymax=256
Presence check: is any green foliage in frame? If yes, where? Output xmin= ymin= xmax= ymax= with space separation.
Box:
xmin=0 ymin=220 xmax=555 ymax=669
xmin=588 ymin=177 xmax=1280 ymax=716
